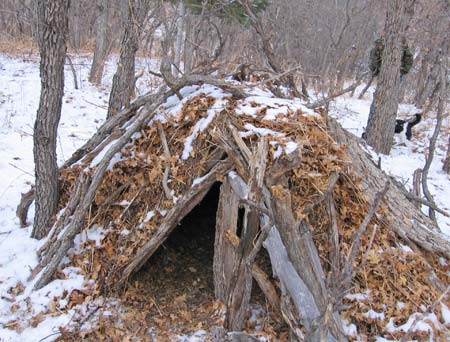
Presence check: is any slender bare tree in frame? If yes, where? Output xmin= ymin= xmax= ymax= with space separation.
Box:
xmin=107 ymin=0 xmax=152 ymax=119
xmin=444 ymin=136 xmax=450 ymax=174
xmin=89 ymin=0 xmax=111 ymax=85
xmin=32 ymin=0 xmax=70 ymax=239
xmin=364 ymin=0 xmax=416 ymax=154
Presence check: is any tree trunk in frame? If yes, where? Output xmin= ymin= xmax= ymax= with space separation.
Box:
xmin=444 ymin=136 xmax=450 ymax=174
xmin=107 ymin=0 xmax=150 ymax=119
xmin=89 ymin=0 xmax=111 ymax=85
xmin=364 ymin=0 xmax=415 ymax=154
xmin=173 ymin=0 xmax=185 ymax=77
xmin=32 ymin=0 xmax=70 ymax=239
xmin=69 ymin=0 xmax=81 ymax=50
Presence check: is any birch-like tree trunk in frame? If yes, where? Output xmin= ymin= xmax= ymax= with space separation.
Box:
xmin=364 ymin=0 xmax=415 ymax=154
xmin=32 ymin=0 xmax=70 ymax=239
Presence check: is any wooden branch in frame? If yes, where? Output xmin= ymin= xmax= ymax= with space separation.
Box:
xmin=33 ymin=92 xmax=171 ymax=290
xmin=267 ymin=183 xmax=343 ymax=340
xmin=118 ymin=159 xmax=233 ymax=286
xmin=225 ymin=139 xmax=267 ymax=331
xmin=421 ymin=64 xmax=447 ymax=225
xmin=224 ymin=228 xmax=282 ymax=321
xmin=214 ymin=178 xmax=240 ymax=301
xmin=342 ymin=182 xmax=389 ymax=286
xmin=16 ymin=186 xmax=35 ymax=227
xmin=325 ymin=174 xmax=341 ymax=284
xmin=412 ymin=168 xmax=422 ymax=210
xmin=358 ymin=75 xmax=374 ymax=99
xmin=307 ymin=79 xmax=364 ymax=109
xmin=326 ymin=116 xmax=450 ymax=259
xmin=157 ymin=121 xmax=173 ymax=200
xmin=403 ymin=191 xmax=450 ymax=217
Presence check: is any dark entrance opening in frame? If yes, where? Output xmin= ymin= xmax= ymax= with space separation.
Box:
xmin=132 ymin=182 xmax=222 ymax=312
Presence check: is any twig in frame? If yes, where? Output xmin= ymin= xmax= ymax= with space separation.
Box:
xmin=359 ymin=224 xmax=378 ymax=270
xmin=325 ymin=172 xmax=341 ymax=282
xmin=255 ymin=65 xmax=303 ymax=86
xmin=157 ymin=121 xmax=173 ymax=200
xmin=307 ymin=75 xmax=367 ymax=109
xmin=8 ymin=163 xmax=34 ymax=177
xmin=421 ymin=64 xmax=447 ymax=226
xmin=342 ymin=181 xmax=389 ymax=285
xmin=403 ymin=192 xmax=450 ymax=217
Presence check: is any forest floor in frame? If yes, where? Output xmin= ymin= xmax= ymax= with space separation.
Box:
xmin=0 ymin=53 xmax=449 ymax=341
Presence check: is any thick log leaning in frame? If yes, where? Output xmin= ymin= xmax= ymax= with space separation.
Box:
xmin=326 ymin=117 xmax=450 ymax=259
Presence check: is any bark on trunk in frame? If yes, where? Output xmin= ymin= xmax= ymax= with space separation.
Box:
xmin=173 ymin=0 xmax=185 ymax=76
xmin=213 ymin=178 xmax=240 ymax=301
xmin=107 ymin=0 xmax=150 ymax=119
xmin=444 ymin=136 xmax=450 ymax=174
xmin=225 ymin=139 xmax=267 ymax=331
xmin=89 ymin=0 xmax=111 ymax=85
xmin=364 ymin=0 xmax=415 ymax=154
xmin=32 ymin=0 xmax=70 ymax=239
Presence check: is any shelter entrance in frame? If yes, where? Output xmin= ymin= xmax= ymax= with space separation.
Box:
xmin=130 ymin=182 xmax=222 ymax=314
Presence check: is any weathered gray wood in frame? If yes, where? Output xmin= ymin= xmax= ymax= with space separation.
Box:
xmin=214 ymin=178 xmax=240 ymax=301
xmin=223 ymin=227 xmax=282 ymax=321
xmin=264 ymin=227 xmax=320 ymax=325
xmin=412 ymin=168 xmax=422 ymax=210
xmin=118 ymin=159 xmax=233 ymax=286
xmin=33 ymin=93 xmax=170 ymax=289
xmin=327 ymin=116 xmax=450 ymax=259
xmin=225 ymin=139 xmax=267 ymax=331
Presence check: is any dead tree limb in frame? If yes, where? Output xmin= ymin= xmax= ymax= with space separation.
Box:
xmin=327 ymin=116 xmax=450 ymax=259
xmin=421 ymin=64 xmax=447 ymax=225
xmin=357 ymin=75 xmax=374 ymax=99
xmin=341 ymin=182 xmax=389 ymax=290
xmin=157 ymin=121 xmax=173 ymax=200
xmin=214 ymin=177 xmax=240 ymax=301
xmin=225 ymin=138 xmax=267 ymax=331
xmin=307 ymin=78 xmax=365 ymax=110
xmin=33 ymin=91 xmax=172 ymax=290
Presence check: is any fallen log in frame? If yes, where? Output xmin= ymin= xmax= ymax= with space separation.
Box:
xmin=326 ymin=116 xmax=450 ymax=259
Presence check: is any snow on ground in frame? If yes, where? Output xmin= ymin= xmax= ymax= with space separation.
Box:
xmin=0 ymin=54 xmax=109 ymax=341
xmin=0 ymin=55 xmax=449 ymax=341
xmin=331 ymin=85 xmax=450 ymax=236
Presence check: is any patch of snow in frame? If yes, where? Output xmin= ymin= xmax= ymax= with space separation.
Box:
xmin=441 ymin=303 xmax=450 ymax=325
xmin=285 ymin=141 xmax=298 ymax=154
xmin=342 ymin=319 xmax=358 ymax=337
xmin=144 ymin=210 xmax=155 ymax=222
xmin=273 ymin=145 xmax=283 ymax=159
xmin=363 ymin=309 xmax=385 ymax=320
xmin=192 ymin=174 xmax=208 ymax=186
xmin=241 ymin=123 xmax=284 ymax=137
xmin=181 ymin=88 xmax=230 ymax=160
xmin=345 ymin=291 xmax=370 ymax=301
xmin=399 ymin=244 xmax=414 ymax=253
